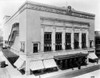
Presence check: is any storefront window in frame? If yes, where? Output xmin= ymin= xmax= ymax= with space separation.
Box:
xmin=65 ymin=33 xmax=71 ymax=49
xmin=82 ymin=33 xmax=86 ymax=48
xmin=44 ymin=32 xmax=52 ymax=52
xmin=55 ymin=32 xmax=62 ymax=51
xmin=74 ymin=33 xmax=79 ymax=49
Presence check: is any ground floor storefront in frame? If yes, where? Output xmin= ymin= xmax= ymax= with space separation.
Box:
xmin=2 ymin=48 xmax=99 ymax=76
xmin=54 ymin=53 xmax=87 ymax=70
xmin=28 ymin=53 xmax=88 ymax=75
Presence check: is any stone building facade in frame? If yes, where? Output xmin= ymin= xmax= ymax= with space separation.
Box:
xmin=3 ymin=1 xmax=97 ymax=76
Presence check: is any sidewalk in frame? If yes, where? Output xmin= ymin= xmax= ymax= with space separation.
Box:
xmin=73 ymin=69 xmax=100 ymax=78
xmin=40 ymin=59 xmax=100 ymax=78
xmin=0 ymin=51 xmax=23 ymax=78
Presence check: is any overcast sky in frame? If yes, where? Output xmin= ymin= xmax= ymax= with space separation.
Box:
xmin=0 ymin=0 xmax=100 ymax=31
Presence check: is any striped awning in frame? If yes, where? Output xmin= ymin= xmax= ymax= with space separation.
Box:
xmin=43 ymin=59 xmax=57 ymax=68
xmin=30 ymin=61 xmax=44 ymax=71
xmin=14 ymin=57 xmax=25 ymax=69
xmin=88 ymin=53 xmax=98 ymax=60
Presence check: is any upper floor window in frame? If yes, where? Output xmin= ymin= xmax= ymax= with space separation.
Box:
xmin=44 ymin=32 xmax=52 ymax=52
xmin=74 ymin=33 xmax=79 ymax=49
xmin=90 ymin=40 xmax=93 ymax=48
xmin=33 ymin=43 xmax=38 ymax=53
xmin=65 ymin=33 xmax=71 ymax=49
xmin=55 ymin=32 xmax=62 ymax=51
xmin=82 ymin=33 xmax=86 ymax=48
xmin=20 ymin=41 xmax=25 ymax=52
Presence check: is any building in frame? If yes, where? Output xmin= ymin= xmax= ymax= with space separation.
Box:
xmin=95 ymin=31 xmax=100 ymax=57
xmin=3 ymin=1 xmax=98 ymax=76
xmin=0 ymin=29 xmax=3 ymax=46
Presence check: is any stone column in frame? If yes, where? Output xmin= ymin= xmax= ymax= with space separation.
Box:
xmin=71 ymin=29 xmax=74 ymax=49
xmin=52 ymin=27 xmax=55 ymax=51
xmin=41 ymin=27 xmax=44 ymax=52
xmin=25 ymin=58 xmax=30 ymax=75
xmin=62 ymin=28 xmax=65 ymax=50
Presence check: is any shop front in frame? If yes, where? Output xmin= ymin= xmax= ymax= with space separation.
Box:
xmin=54 ymin=53 xmax=87 ymax=70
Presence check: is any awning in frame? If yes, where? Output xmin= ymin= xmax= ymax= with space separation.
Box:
xmin=88 ymin=53 xmax=98 ymax=60
xmin=54 ymin=53 xmax=88 ymax=60
xmin=30 ymin=61 xmax=44 ymax=71
xmin=14 ymin=57 xmax=25 ymax=69
xmin=43 ymin=59 xmax=57 ymax=68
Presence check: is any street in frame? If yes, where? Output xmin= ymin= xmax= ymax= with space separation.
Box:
xmin=0 ymin=49 xmax=22 ymax=78
xmin=74 ymin=69 xmax=100 ymax=78
xmin=0 ymin=68 xmax=10 ymax=78
xmin=47 ymin=65 xmax=100 ymax=78
xmin=0 ymin=50 xmax=11 ymax=78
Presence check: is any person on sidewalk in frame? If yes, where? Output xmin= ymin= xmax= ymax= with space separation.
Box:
xmin=76 ymin=57 xmax=82 ymax=70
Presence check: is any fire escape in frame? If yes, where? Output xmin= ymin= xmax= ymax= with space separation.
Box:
xmin=8 ymin=23 xmax=19 ymax=48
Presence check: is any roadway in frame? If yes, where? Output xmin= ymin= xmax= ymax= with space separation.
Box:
xmin=0 ymin=50 xmax=11 ymax=78
xmin=0 ymin=68 xmax=10 ymax=78
xmin=74 ymin=69 xmax=100 ymax=78
xmin=47 ymin=65 xmax=100 ymax=78
xmin=0 ymin=48 xmax=22 ymax=78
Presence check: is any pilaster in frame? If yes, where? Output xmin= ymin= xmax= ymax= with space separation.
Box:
xmin=52 ymin=27 xmax=55 ymax=51
xmin=62 ymin=28 xmax=65 ymax=50
xmin=41 ymin=26 xmax=44 ymax=52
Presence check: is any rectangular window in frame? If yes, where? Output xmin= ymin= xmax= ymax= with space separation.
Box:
xmin=74 ymin=33 xmax=79 ymax=49
xmin=65 ymin=33 xmax=71 ymax=49
xmin=44 ymin=32 xmax=52 ymax=52
xmin=90 ymin=40 xmax=93 ymax=48
xmin=55 ymin=32 xmax=62 ymax=51
xmin=20 ymin=41 xmax=25 ymax=52
xmin=82 ymin=33 xmax=86 ymax=48
xmin=33 ymin=43 xmax=38 ymax=53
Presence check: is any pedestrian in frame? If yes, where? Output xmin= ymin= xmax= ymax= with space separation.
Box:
xmin=69 ymin=59 xmax=74 ymax=70
xmin=76 ymin=58 xmax=81 ymax=70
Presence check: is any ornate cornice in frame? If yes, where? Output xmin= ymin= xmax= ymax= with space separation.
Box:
xmin=24 ymin=1 xmax=95 ymax=19
xmin=5 ymin=1 xmax=95 ymax=24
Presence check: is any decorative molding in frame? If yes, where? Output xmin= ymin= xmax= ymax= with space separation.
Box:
xmin=40 ymin=17 xmax=89 ymax=29
xmin=26 ymin=2 xmax=94 ymax=19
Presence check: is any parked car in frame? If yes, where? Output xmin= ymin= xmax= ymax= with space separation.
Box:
xmin=0 ymin=61 xmax=8 ymax=68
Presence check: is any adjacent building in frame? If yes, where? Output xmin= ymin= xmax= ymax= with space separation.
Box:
xmin=3 ymin=1 xmax=98 ymax=76
xmin=95 ymin=31 xmax=100 ymax=57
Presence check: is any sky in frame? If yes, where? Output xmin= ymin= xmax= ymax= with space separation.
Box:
xmin=0 ymin=0 xmax=100 ymax=31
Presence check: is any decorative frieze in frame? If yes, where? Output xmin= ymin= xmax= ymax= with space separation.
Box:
xmin=25 ymin=2 xmax=95 ymax=19
xmin=41 ymin=17 xmax=89 ymax=28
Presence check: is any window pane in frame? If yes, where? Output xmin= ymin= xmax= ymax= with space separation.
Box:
xmin=55 ymin=32 xmax=62 ymax=51
xmin=82 ymin=33 xmax=86 ymax=48
xmin=44 ymin=32 xmax=52 ymax=52
xmin=33 ymin=43 xmax=38 ymax=53
xmin=65 ymin=33 xmax=71 ymax=49
xmin=20 ymin=41 xmax=25 ymax=52
xmin=74 ymin=33 xmax=79 ymax=49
